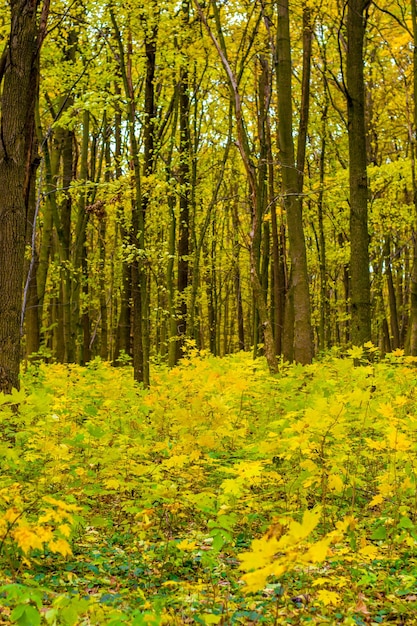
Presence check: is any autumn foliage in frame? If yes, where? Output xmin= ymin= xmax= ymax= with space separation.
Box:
xmin=1 ymin=350 xmax=417 ymax=623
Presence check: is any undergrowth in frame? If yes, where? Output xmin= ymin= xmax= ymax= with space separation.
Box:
xmin=1 ymin=345 xmax=417 ymax=624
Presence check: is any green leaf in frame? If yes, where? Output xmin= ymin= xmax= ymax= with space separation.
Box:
xmin=399 ymin=516 xmax=414 ymax=529
xmin=371 ymin=526 xmax=387 ymax=540
xmin=11 ymin=605 xmax=40 ymax=626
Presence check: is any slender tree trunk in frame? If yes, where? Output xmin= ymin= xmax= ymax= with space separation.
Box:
xmin=347 ymin=0 xmax=371 ymax=345
xmin=111 ymin=13 xmax=149 ymax=384
xmin=408 ymin=0 xmax=417 ymax=353
xmin=317 ymin=104 xmax=330 ymax=351
xmin=175 ymin=0 xmax=191 ymax=364
xmin=195 ymin=0 xmax=277 ymax=372
xmin=71 ymin=109 xmax=91 ymax=363
xmin=139 ymin=4 xmax=158 ymax=383
xmin=166 ymin=93 xmax=179 ymax=367
xmin=60 ymin=115 xmax=75 ymax=362
xmin=231 ymin=195 xmax=245 ymax=351
xmin=277 ymin=0 xmax=313 ymax=364
xmin=113 ymin=82 xmax=131 ymax=364
xmin=23 ymin=135 xmax=41 ymax=359
xmin=383 ymin=237 xmax=400 ymax=349
xmin=99 ymin=132 xmax=111 ymax=361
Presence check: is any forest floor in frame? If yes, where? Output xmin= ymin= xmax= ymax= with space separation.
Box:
xmin=1 ymin=345 xmax=417 ymax=624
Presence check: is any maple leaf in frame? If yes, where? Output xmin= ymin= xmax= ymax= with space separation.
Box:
xmin=220 ymin=478 xmax=242 ymax=496
xmin=368 ymin=494 xmax=384 ymax=507
xmin=288 ymin=508 xmax=321 ymax=541
xmin=48 ymin=538 xmax=72 ymax=557
xmin=58 ymin=524 xmax=72 ymax=538
xmin=328 ymin=474 xmax=344 ymax=493
xmin=347 ymin=346 xmax=364 ymax=360
xmin=304 ymin=539 xmax=330 ymax=563
xmin=176 ymin=539 xmax=197 ymax=551
xmin=316 ymin=589 xmax=341 ymax=606
xmin=12 ymin=526 xmax=43 ymax=554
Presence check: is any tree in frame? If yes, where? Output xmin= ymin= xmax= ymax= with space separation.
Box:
xmin=194 ymin=0 xmax=279 ymax=373
xmin=346 ymin=0 xmax=372 ymax=345
xmin=276 ymin=0 xmax=313 ymax=364
xmin=0 ymin=0 xmax=50 ymax=392
xmin=408 ymin=0 xmax=417 ymax=354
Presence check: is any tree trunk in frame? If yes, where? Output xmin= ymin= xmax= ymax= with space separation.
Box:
xmin=276 ymin=0 xmax=313 ymax=364
xmin=347 ymin=0 xmax=371 ymax=345
xmin=383 ymin=237 xmax=400 ymax=349
xmin=113 ymin=82 xmax=132 ymax=364
xmin=111 ymin=13 xmax=149 ymax=385
xmin=23 ymin=135 xmax=41 ymax=359
xmin=139 ymin=4 xmax=158 ymax=383
xmin=408 ymin=0 xmax=417 ymax=354
xmin=196 ymin=0 xmax=278 ymax=372
xmin=0 ymin=0 xmax=49 ymax=392
xmin=175 ymin=0 xmax=191 ymax=364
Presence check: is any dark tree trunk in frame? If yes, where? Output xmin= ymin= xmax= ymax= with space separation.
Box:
xmin=408 ymin=0 xmax=417 ymax=354
xmin=347 ymin=0 xmax=371 ymax=345
xmin=175 ymin=0 xmax=191 ymax=364
xmin=0 ymin=0 xmax=49 ymax=391
xmin=113 ymin=82 xmax=132 ymax=364
xmin=277 ymin=0 xmax=313 ymax=364
xmin=138 ymin=3 xmax=158 ymax=384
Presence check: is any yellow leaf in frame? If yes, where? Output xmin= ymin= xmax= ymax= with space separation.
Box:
xmin=316 ymin=589 xmax=341 ymax=606
xmin=347 ymin=346 xmax=363 ymax=360
xmin=366 ymin=439 xmax=386 ymax=451
xmin=377 ymin=403 xmax=395 ymax=420
xmin=199 ymin=613 xmax=223 ymax=624
xmin=197 ymin=433 xmax=217 ymax=448
xmin=235 ymin=461 xmax=264 ymax=480
xmin=104 ymin=478 xmax=121 ymax=490
xmin=312 ymin=577 xmax=331 ymax=587
xmin=48 ymin=538 xmax=72 ymax=557
xmin=162 ymin=580 xmax=180 ymax=586
xmin=3 ymin=508 xmax=20 ymax=523
xmin=58 ymin=524 xmax=72 ymax=538
xmin=220 ymin=478 xmax=242 ymax=496
xmin=288 ymin=508 xmax=320 ymax=541
xmin=163 ymin=454 xmax=188 ymax=469
xmin=359 ymin=543 xmax=380 ymax=559
xmin=368 ymin=494 xmax=384 ymax=507
xmin=13 ymin=526 xmax=43 ymax=554
xmin=241 ymin=562 xmax=284 ymax=593
xmin=176 ymin=539 xmax=197 ymax=551
xmin=43 ymin=496 xmax=79 ymax=512
xmin=239 ymin=536 xmax=280 ymax=572
xmin=387 ymin=429 xmax=411 ymax=451
xmin=328 ymin=474 xmax=344 ymax=493
xmin=37 ymin=526 xmax=53 ymax=544
xmin=305 ymin=539 xmax=330 ymax=563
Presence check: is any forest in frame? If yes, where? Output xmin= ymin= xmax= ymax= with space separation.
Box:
xmin=1 ymin=0 xmax=416 ymax=387
xmin=2 ymin=0 xmax=417 ymax=624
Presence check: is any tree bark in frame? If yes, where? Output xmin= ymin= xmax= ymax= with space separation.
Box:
xmin=277 ymin=0 xmax=313 ymax=365
xmin=408 ymin=0 xmax=417 ymax=354
xmin=0 ymin=0 xmax=49 ymax=391
xmin=347 ymin=0 xmax=371 ymax=345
